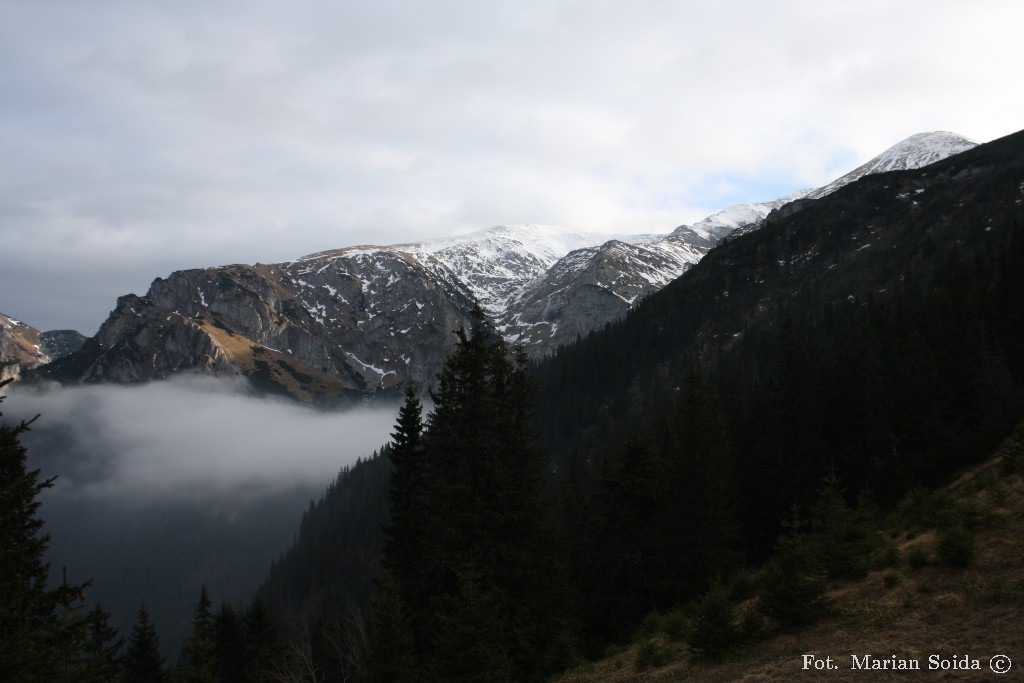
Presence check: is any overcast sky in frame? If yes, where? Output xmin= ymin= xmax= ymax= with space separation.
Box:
xmin=2 ymin=0 xmax=1022 ymax=334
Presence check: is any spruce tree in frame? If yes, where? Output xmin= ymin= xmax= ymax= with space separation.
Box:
xmin=657 ymin=370 xmax=741 ymax=605
xmin=122 ymin=605 xmax=167 ymax=683
xmin=364 ymin=571 xmax=417 ymax=683
xmin=0 ymin=384 xmax=93 ymax=683
xmin=243 ymin=598 xmax=282 ymax=682
xmin=380 ymin=384 xmax=426 ymax=624
xmin=212 ymin=603 xmax=246 ymax=683
xmin=177 ymin=586 xmax=217 ymax=683
xmin=808 ymin=472 xmax=880 ymax=580
xmin=382 ymin=307 xmax=569 ymax=681
xmin=428 ymin=565 xmax=513 ymax=683
xmin=688 ymin=581 xmax=740 ymax=663
xmin=756 ymin=506 xmax=830 ymax=629
xmin=75 ymin=603 xmax=124 ymax=682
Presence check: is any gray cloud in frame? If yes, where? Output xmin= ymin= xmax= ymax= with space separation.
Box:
xmin=6 ymin=376 xmax=398 ymax=500
xmin=2 ymin=0 xmax=1023 ymax=332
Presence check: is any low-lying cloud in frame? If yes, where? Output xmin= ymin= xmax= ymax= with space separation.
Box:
xmin=5 ymin=376 xmax=399 ymax=501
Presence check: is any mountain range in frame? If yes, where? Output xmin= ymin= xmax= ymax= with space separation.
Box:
xmin=258 ymin=126 xmax=1024 ymax=641
xmin=29 ymin=131 xmax=976 ymax=402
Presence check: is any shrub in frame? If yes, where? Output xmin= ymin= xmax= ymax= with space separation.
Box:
xmin=936 ymin=524 xmax=976 ymax=568
xmin=637 ymin=611 xmax=663 ymax=638
xmin=870 ymin=543 xmax=900 ymax=570
xmin=997 ymin=422 xmax=1024 ymax=477
xmin=662 ymin=609 xmax=690 ymax=642
xmin=688 ymin=582 xmax=741 ymax=663
xmin=907 ymin=546 xmax=930 ymax=570
xmin=634 ymin=639 xmax=669 ymax=671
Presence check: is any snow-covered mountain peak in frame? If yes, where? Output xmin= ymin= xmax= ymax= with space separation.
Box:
xmin=679 ymin=189 xmax=814 ymax=240
xmin=406 ymin=223 xmax=608 ymax=259
xmin=872 ymin=131 xmax=979 ymax=171
xmin=806 ymin=131 xmax=977 ymax=200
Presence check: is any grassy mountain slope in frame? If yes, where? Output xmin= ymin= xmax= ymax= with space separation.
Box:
xmin=554 ymin=424 xmax=1024 ymax=682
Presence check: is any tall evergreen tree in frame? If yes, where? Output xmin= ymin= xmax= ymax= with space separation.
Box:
xmin=75 ymin=603 xmax=124 ymax=682
xmin=122 ymin=605 xmax=167 ymax=683
xmin=808 ymin=472 xmax=880 ymax=580
xmin=380 ymin=383 xmax=426 ymax=625
xmin=0 ymin=384 xmax=94 ymax=683
xmin=243 ymin=598 xmax=282 ymax=683
xmin=212 ymin=603 xmax=246 ymax=683
xmin=376 ymin=307 xmax=569 ymax=682
xmin=428 ymin=565 xmax=513 ymax=683
xmin=756 ymin=506 xmax=831 ymax=629
xmin=364 ymin=571 xmax=417 ymax=683
xmin=177 ymin=586 xmax=217 ymax=683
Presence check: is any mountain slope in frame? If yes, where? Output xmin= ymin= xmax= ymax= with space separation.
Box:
xmin=535 ymin=127 xmax=1024 ymax=468
xmin=253 ymin=129 xmax=1018 ymax=644
xmin=0 ymin=313 xmax=85 ymax=386
xmin=249 ymin=126 xmax=1024 ymax=671
xmin=37 ymin=131 xmax=978 ymax=400
xmin=1 ymin=313 xmax=47 ymax=384
xmin=552 ymin=427 xmax=1024 ymax=682
xmin=805 ymin=131 xmax=978 ymax=200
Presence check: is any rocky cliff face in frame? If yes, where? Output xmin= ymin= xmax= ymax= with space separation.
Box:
xmin=44 ymin=254 xmax=478 ymax=402
xmin=1 ymin=313 xmax=46 ymax=385
xmin=500 ymin=229 xmax=714 ymax=349
xmin=38 ymin=131 xmax=979 ymax=402
xmin=0 ymin=314 xmax=85 ymax=388
xmin=38 ymin=330 xmax=87 ymax=360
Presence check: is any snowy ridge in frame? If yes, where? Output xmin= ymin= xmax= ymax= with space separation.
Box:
xmin=687 ymin=190 xmax=813 ymax=239
xmin=280 ymin=131 xmax=978 ymax=355
xmin=806 ymin=131 xmax=977 ymax=200
xmin=57 ymin=129 xmax=982 ymax=396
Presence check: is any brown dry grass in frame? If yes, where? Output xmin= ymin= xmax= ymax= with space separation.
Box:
xmin=552 ymin=453 xmax=1024 ymax=683
xmin=201 ymin=319 xmax=354 ymax=403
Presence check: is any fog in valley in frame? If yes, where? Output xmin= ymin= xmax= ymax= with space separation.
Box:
xmin=3 ymin=376 xmax=399 ymax=656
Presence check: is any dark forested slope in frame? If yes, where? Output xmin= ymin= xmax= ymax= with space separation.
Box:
xmin=254 ymin=127 xmax=1024 ymax=674
xmin=536 ymin=128 xmax=1024 ymax=485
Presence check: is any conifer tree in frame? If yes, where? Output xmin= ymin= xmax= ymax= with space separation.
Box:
xmin=589 ymin=432 xmax=663 ymax=636
xmin=122 ymin=605 xmax=167 ymax=683
xmin=428 ymin=565 xmax=513 ymax=683
xmin=380 ymin=383 xmax=426 ymax=622
xmin=243 ymin=598 xmax=282 ymax=682
xmin=658 ymin=370 xmax=741 ymax=605
xmin=212 ymin=603 xmax=246 ymax=683
xmin=808 ymin=472 xmax=880 ymax=580
xmin=364 ymin=571 xmax=417 ymax=683
xmin=688 ymin=581 xmax=740 ymax=663
xmin=378 ymin=307 xmax=569 ymax=681
xmin=0 ymin=384 xmax=94 ymax=683
xmin=756 ymin=506 xmax=830 ymax=629
xmin=75 ymin=603 xmax=124 ymax=682
xmin=177 ymin=586 xmax=217 ymax=683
